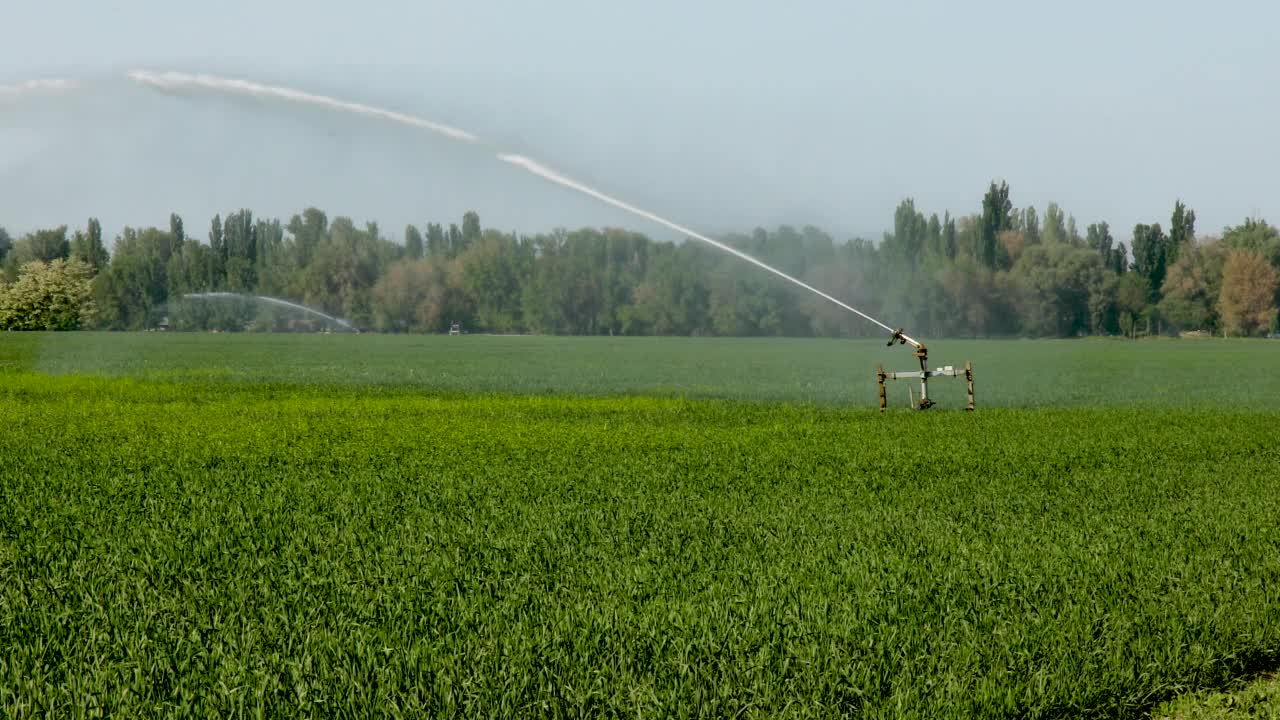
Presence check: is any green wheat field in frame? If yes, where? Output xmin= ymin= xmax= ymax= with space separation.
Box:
xmin=3 ymin=333 xmax=1279 ymax=718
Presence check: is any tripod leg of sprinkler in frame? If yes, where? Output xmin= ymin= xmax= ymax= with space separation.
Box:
xmin=915 ymin=345 xmax=932 ymax=409
xmin=965 ymin=361 xmax=975 ymax=411
xmin=877 ymin=364 xmax=887 ymax=411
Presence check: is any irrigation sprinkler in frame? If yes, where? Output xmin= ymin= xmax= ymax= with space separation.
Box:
xmin=877 ymin=329 xmax=974 ymax=411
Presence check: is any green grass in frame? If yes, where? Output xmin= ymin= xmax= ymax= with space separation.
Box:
xmin=1156 ymin=675 xmax=1280 ymax=718
xmin=4 ymin=331 xmax=1280 ymax=408
xmin=2 ymin=333 xmax=1280 ymax=717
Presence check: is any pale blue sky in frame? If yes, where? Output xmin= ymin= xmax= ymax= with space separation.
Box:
xmin=2 ymin=0 xmax=1277 ymax=244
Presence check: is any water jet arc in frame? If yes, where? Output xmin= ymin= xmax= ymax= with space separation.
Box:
xmin=497 ymin=154 xmax=905 ymax=338
xmin=181 ymin=292 xmax=359 ymax=333
xmin=128 ymin=69 xmax=905 ymax=340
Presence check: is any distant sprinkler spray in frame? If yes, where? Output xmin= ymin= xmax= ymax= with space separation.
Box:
xmin=0 ymin=78 xmax=78 ymax=101
xmin=182 ymin=292 xmax=359 ymax=333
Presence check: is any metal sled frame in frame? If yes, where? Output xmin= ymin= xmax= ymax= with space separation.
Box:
xmin=877 ymin=329 xmax=974 ymax=411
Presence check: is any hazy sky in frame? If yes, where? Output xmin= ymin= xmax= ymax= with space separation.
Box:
xmin=2 ymin=0 xmax=1277 ymax=245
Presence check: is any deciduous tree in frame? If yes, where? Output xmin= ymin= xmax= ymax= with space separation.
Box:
xmin=4 ymin=226 xmax=71 ymax=280
xmin=1168 ymin=201 xmax=1195 ymax=264
xmin=1131 ymin=223 xmax=1168 ymax=299
xmin=1115 ymin=272 xmax=1151 ymax=339
xmin=71 ymin=218 xmax=109 ymax=272
xmin=1158 ymin=244 xmax=1218 ymax=332
xmin=979 ymin=181 xmax=1013 ymax=268
xmin=0 ymin=258 xmax=97 ymax=330
xmin=404 ymin=224 xmax=424 ymax=260
xmin=1042 ymin=203 xmax=1067 ymax=245
xmin=0 ymin=227 xmax=12 ymax=265
xmin=1218 ymin=250 xmax=1278 ymax=337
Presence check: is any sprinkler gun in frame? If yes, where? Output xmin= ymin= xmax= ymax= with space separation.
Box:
xmin=886 ymin=328 xmax=927 ymax=371
xmin=886 ymin=328 xmax=922 ymax=350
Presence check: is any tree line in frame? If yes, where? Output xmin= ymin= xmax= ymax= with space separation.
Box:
xmin=2 ymin=183 xmax=1278 ymax=337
